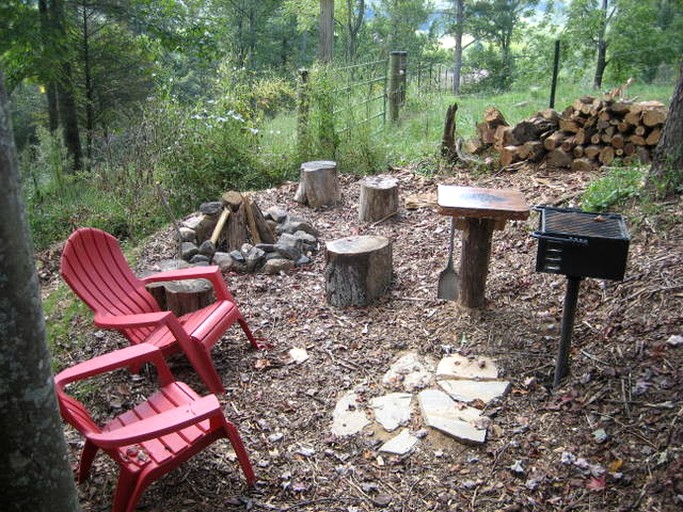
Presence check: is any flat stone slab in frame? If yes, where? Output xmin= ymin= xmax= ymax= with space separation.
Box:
xmin=379 ymin=429 xmax=419 ymax=455
xmin=382 ymin=352 xmax=435 ymax=392
xmin=331 ymin=391 xmax=371 ymax=437
xmin=438 ymin=379 xmax=510 ymax=405
xmin=418 ymin=389 xmax=487 ymax=444
xmin=436 ymin=354 xmax=499 ymax=380
xmin=369 ymin=393 xmax=413 ymax=432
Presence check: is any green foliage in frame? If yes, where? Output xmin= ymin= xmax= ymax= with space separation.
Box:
xmin=153 ymin=100 xmax=271 ymax=212
xmin=248 ymin=77 xmax=297 ymax=120
xmin=581 ymin=165 xmax=646 ymax=212
xmin=42 ymin=282 xmax=90 ymax=358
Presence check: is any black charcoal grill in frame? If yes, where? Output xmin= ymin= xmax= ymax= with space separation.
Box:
xmin=532 ymin=206 xmax=630 ymax=387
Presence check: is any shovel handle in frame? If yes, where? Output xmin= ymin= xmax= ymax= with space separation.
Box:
xmin=447 ymin=217 xmax=456 ymax=261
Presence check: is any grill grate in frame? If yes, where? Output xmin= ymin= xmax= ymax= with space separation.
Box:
xmin=543 ymin=209 xmax=627 ymax=239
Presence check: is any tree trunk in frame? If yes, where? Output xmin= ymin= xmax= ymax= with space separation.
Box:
xmin=0 ymin=71 xmax=80 ymax=512
xmin=52 ymin=0 xmax=82 ymax=171
xmin=647 ymin=61 xmax=683 ymax=197
xmin=319 ymin=0 xmax=334 ymax=63
xmin=38 ymin=0 xmax=59 ymax=132
xmin=452 ymin=0 xmax=464 ymax=95
xmin=592 ymin=0 xmax=610 ymax=90
xmin=81 ymin=1 xmax=93 ymax=168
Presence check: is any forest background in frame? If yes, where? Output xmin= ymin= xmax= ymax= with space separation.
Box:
xmin=1 ymin=0 xmax=682 ymax=251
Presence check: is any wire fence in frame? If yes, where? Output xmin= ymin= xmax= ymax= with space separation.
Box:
xmin=332 ymin=58 xmax=389 ymax=134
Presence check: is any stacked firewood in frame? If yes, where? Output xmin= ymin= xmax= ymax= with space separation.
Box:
xmin=466 ymin=97 xmax=667 ymax=170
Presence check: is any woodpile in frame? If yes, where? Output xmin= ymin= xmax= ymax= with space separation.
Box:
xmin=468 ymin=97 xmax=667 ymax=170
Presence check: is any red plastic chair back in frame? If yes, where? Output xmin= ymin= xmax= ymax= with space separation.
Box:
xmin=60 ymin=228 xmax=161 ymax=344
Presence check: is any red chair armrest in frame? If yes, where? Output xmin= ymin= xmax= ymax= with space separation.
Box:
xmin=88 ymin=395 xmax=221 ymax=448
xmin=140 ymin=266 xmax=231 ymax=301
xmin=94 ymin=311 xmax=174 ymax=329
xmin=55 ymin=344 xmax=165 ymax=387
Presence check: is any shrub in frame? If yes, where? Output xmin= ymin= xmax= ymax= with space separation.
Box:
xmin=581 ymin=165 xmax=646 ymax=212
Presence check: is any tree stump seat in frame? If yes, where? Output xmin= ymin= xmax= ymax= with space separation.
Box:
xmin=325 ymin=235 xmax=392 ymax=307
xmin=142 ymin=259 xmax=214 ymax=316
xmin=294 ymin=160 xmax=340 ymax=208
xmin=359 ymin=175 xmax=399 ymax=223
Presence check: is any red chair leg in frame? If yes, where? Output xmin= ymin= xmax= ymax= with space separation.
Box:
xmin=238 ymin=317 xmax=266 ymax=350
xmin=112 ymin=469 xmax=139 ymax=512
xmin=223 ymin=420 xmax=256 ymax=487
xmin=77 ymin=440 xmax=99 ymax=482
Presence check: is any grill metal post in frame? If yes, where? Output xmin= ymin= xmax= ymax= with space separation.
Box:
xmin=554 ymin=276 xmax=581 ymax=388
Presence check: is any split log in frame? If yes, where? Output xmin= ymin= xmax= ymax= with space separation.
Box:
xmin=584 ymin=145 xmax=601 ymax=160
xmin=573 ymin=145 xmax=585 ymax=158
xmin=599 ymin=146 xmax=615 ymax=166
xmin=483 ymin=106 xmax=507 ymax=125
xmin=250 ymin=200 xmax=276 ymax=244
xmin=325 ymin=235 xmax=392 ymax=307
xmin=558 ymin=118 xmax=583 ymax=133
xmin=359 ymin=175 xmax=400 ymax=223
xmin=645 ymin=128 xmax=662 ymax=146
xmin=224 ymin=201 xmax=247 ymax=251
xmin=571 ymin=158 xmax=594 ymax=172
xmin=243 ymin=195 xmax=261 ymax=244
xmin=294 ymin=160 xmax=340 ymax=208
xmin=642 ymin=107 xmax=667 ymax=127
xmin=546 ymin=148 xmax=572 ymax=168
xmin=543 ymin=131 xmax=566 ymax=151
xmin=222 ymin=191 xmax=244 ymax=211
xmin=560 ymin=136 xmax=576 ymax=152
xmin=611 ymin=133 xmax=625 ymax=149
xmin=210 ymin=208 xmax=231 ymax=245
xmin=523 ymin=141 xmax=546 ymax=162
xmin=499 ymin=145 xmax=521 ymax=167
xmin=630 ymin=134 xmax=647 ymax=146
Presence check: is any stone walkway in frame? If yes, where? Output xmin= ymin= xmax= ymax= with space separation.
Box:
xmin=331 ymin=351 xmax=511 ymax=454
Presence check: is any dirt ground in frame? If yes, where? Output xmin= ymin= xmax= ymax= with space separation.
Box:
xmin=46 ymin=163 xmax=682 ymax=511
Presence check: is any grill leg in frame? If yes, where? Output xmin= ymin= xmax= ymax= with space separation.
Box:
xmin=554 ymin=276 xmax=581 ymax=388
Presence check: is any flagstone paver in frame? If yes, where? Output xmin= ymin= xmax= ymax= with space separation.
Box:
xmin=436 ymin=354 xmax=499 ymax=380
xmin=418 ymin=389 xmax=488 ymax=444
xmin=331 ymin=390 xmax=371 ymax=437
xmin=437 ymin=379 xmax=510 ymax=404
xmin=369 ymin=393 xmax=413 ymax=432
xmin=379 ymin=428 xmax=419 ymax=455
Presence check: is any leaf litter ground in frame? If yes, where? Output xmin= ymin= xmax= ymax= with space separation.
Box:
xmin=47 ymin=164 xmax=682 ymax=511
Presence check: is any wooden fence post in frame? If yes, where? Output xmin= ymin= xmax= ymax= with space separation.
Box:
xmin=388 ymin=50 xmax=407 ymax=123
xmin=297 ymin=68 xmax=310 ymax=160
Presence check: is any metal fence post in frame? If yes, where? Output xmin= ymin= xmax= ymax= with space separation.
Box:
xmin=549 ymin=40 xmax=561 ymax=109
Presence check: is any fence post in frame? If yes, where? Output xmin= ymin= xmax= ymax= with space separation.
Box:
xmin=388 ymin=50 xmax=407 ymax=123
xmin=549 ymin=40 xmax=561 ymax=109
xmin=297 ymin=68 xmax=310 ymax=160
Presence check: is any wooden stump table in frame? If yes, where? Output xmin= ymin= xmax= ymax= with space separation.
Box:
xmin=294 ymin=160 xmax=340 ymax=208
xmin=325 ymin=235 xmax=392 ymax=307
xmin=437 ymin=186 xmax=529 ymax=309
xmin=359 ymin=175 xmax=399 ymax=223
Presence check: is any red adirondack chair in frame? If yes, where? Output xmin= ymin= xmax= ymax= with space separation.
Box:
xmin=55 ymin=343 xmax=255 ymax=512
xmin=60 ymin=227 xmax=262 ymax=394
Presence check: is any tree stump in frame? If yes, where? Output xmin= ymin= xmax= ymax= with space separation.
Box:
xmin=359 ymin=175 xmax=399 ymax=223
xmin=325 ymin=235 xmax=392 ymax=307
xmin=142 ymin=259 xmax=214 ymax=316
xmin=294 ymin=160 xmax=340 ymax=208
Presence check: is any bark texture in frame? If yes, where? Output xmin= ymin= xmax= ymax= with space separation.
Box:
xmin=0 ymin=71 xmax=80 ymax=511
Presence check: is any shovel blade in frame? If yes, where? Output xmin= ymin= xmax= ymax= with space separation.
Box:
xmin=437 ymin=269 xmax=458 ymax=301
